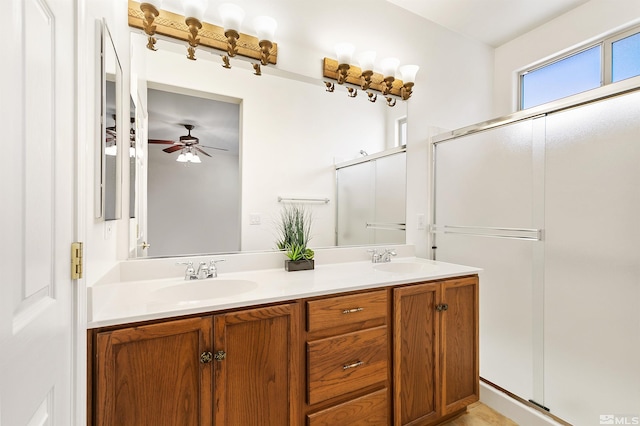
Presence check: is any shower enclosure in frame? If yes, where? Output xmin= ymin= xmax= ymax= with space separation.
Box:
xmin=431 ymin=84 xmax=640 ymax=425
xmin=336 ymin=149 xmax=406 ymax=246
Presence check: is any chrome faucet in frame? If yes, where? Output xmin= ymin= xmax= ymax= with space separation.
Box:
xmin=381 ymin=248 xmax=397 ymax=262
xmin=196 ymin=262 xmax=210 ymax=279
xmin=368 ymin=248 xmax=397 ymax=263
xmin=208 ymin=259 xmax=224 ymax=278
xmin=178 ymin=259 xmax=225 ymax=280
xmin=178 ymin=261 xmax=197 ymax=280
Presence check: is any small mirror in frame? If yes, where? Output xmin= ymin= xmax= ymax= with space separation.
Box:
xmin=96 ymin=20 xmax=122 ymax=220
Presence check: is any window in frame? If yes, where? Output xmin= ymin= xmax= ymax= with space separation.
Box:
xmin=612 ymin=31 xmax=640 ymax=82
xmin=396 ymin=117 xmax=407 ymax=147
xmin=519 ymin=25 xmax=640 ymax=110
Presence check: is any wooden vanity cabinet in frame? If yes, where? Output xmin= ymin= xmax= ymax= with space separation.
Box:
xmin=90 ymin=275 xmax=479 ymax=426
xmin=93 ymin=316 xmax=213 ymax=425
xmin=213 ymin=303 xmax=300 ymax=426
xmin=90 ymin=303 xmax=300 ymax=426
xmin=393 ymin=276 xmax=479 ymax=426
xmin=304 ymin=289 xmax=391 ymax=425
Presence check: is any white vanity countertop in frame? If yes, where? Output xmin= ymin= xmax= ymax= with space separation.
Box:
xmin=88 ymin=257 xmax=480 ymax=328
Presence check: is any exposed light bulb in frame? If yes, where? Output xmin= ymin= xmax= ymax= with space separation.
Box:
xmin=399 ymin=64 xmax=420 ymax=83
xmin=335 ymin=43 xmax=355 ymax=66
xmin=380 ymin=57 xmax=400 ymax=77
xmin=176 ymin=151 xmax=188 ymax=162
xmin=219 ymin=3 xmax=245 ymax=31
xmin=254 ymin=16 xmax=277 ymax=42
xmin=105 ymin=145 xmax=117 ymax=156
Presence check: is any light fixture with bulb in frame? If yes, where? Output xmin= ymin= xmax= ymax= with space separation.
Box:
xmin=176 ymin=147 xmax=202 ymax=164
xmin=128 ymin=0 xmax=278 ymax=70
xmin=323 ymin=45 xmax=419 ymax=105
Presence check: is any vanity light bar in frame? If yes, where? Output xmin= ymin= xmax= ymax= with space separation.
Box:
xmin=322 ymin=58 xmax=404 ymax=97
xmin=127 ymin=0 xmax=278 ymax=64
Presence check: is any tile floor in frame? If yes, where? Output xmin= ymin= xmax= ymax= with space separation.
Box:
xmin=441 ymin=402 xmax=518 ymax=425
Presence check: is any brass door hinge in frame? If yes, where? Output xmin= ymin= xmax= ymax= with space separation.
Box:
xmin=71 ymin=242 xmax=83 ymax=279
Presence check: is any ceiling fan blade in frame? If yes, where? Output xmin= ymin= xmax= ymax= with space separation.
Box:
xmin=200 ymin=145 xmax=229 ymax=151
xmin=163 ymin=145 xmax=184 ymax=153
xmin=195 ymin=147 xmax=212 ymax=157
xmin=149 ymin=139 xmax=177 ymax=144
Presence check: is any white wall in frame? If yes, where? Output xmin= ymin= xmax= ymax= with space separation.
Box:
xmin=80 ymin=0 xmax=132 ymax=286
xmin=493 ymin=0 xmax=640 ymax=117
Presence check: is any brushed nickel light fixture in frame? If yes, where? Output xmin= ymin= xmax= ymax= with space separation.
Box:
xmin=128 ymin=0 xmax=278 ymax=71
xmin=323 ymin=45 xmax=419 ymax=106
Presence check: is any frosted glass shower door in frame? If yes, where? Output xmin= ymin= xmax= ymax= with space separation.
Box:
xmin=433 ymin=118 xmax=545 ymax=403
xmin=336 ymin=152 xmax=406 ymax=246
xmin=336 ymin=161 xmax=375 ymax=245
xmin=543 ymin=91 xmax=640 ymax=425
xmin=373 ymin=152 xmax=406 ymax=244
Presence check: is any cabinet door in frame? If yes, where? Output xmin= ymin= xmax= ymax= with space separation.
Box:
xmin=441 ymin=277 xmax=479 ymax=415
xmin=94 ymin=316 xmax=213 ymax=426
xmin=393 ymin=283 xmax=441 ymax=426
xmin=213 ymin=303 xmax=300 ymax=426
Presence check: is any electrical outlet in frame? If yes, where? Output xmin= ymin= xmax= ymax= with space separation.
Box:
xmin=249 ymin=214 xmax=261 ymax=225
xmin=417 ymin=213 xmax=426 ymax=230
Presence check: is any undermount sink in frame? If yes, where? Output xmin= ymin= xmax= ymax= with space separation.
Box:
xmin=373 ymin=262 xmax=436 ymax=274
xmin=150 ymin=279 xmax=259 ymax=304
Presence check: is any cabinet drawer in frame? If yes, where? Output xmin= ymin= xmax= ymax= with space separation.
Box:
xmin=306 ymin=290 xmax=387 ymax=333
xmin=307 ymin=388 xmax=388 ymax=426
xmin=307 ymin=326 xmax=388 ymax=405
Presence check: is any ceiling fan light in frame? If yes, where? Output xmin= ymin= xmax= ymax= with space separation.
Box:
xmin=176 ymin=152 xmax=188 ymax=162
xmin=191 ymin=154 xmax=202 ymax=163
xmin=105 ymin=145 xmax=118 ymax=156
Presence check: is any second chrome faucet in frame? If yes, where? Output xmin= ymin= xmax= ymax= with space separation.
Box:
xmin=367 ymin=248 xmax=397 ymax=263
xmin=178 ymin=259 xmax=225 ymax=280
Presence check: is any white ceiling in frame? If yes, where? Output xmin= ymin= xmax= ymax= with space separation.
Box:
xmin=386 ymin=0 xmax=591 ymax=47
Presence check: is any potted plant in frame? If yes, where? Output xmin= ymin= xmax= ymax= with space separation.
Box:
xmin=276 ymin=204 xmax=315 ymax=271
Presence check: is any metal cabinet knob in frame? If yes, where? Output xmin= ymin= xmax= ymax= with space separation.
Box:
xmin=214 ymin=350 xmax=226 ymax=361
xmin=435 ymin=304 xmax=449 ymax=312
xmin=200 ymin=351 xmax=213 ymax=363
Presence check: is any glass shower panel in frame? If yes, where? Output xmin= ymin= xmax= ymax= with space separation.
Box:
xmin=433 ymin=118 xmax=541 ymax=402
xmin=336 ymin=161 xmax=375 ymax=246
xmin=373 ymin=152 xmax=406 ymax=244
xmin=543 ymin=91 xmax=640 ymax=425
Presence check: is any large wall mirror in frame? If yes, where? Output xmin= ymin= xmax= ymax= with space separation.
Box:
xmin=96 ymin=20 xmax=122 ymax=220
xmin=129 ymin=33 xmax=408 ymax=258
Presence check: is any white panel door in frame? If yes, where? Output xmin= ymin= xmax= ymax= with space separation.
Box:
xmin=0 ymin=0 xmax=75 ymax=424
xmin=544 ymin=91 xmax=640 ymax=425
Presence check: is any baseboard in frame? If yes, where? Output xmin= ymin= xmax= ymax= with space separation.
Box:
xmin=480 ymin=381 xmax=569 ymax=426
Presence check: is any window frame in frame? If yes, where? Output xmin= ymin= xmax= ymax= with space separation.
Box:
xmin=518 ymin=24 xmax=640 ymax=110
xmin=396 ymin=116 xmax=407 ymax=148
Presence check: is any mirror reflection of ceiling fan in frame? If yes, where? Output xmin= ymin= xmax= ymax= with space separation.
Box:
xmin=149 ymin=124 xmax=228 ymax=164
xmin=105 ymin=115 xmax=136 ymax=157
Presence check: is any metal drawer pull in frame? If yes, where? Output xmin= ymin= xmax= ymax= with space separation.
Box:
xmin=342 ymin=307 xmax=364 ymax=314
xmin=343 ymin=361 xmax=364 ymax=370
